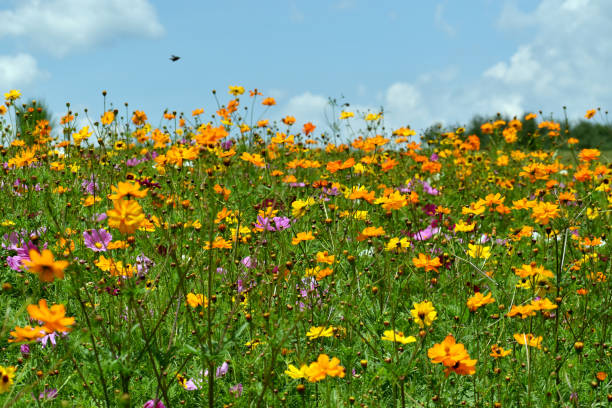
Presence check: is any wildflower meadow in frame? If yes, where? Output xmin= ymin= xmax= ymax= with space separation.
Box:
xmin=0 ymin=87 xmax=610 ymax=407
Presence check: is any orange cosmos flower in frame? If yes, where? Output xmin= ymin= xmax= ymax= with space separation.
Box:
xmin=108 ymin=181 xmax=148 ymax=201
xmin=23 ymin=249 xmax=69 ymax=282
xmin=106 ymin=199 xmax=146 ymax=235
xmin=8 ymin=325 xmax=45 ymax=343
xmin=303 ymin=122 xmax=316 ymax=135
xmin=261 ymin=97 xmax=276 ymax=106
xmin=240 ymin=152 xmax=266 ymax=168
xmin=514 ymin=333 xmax=542 ymax=349
xmin=27 ymin=299 xmax=75 ymax=333
xmin=412 ymin=253 xmax=442 ymax=272
xmin=427 ymin=335 xmax=477 ymax=376
xmin=584 ymin=109 xmax=596 ymax=119
xmin=305 ymin=354 xmax=345 ymax=382
xmin=101 ymin=111 xmax=115 ymax=125
xmin=356 ymin=226 xmax=385 ymax=242
xmin=578 ymin=148 xmax=600 ymax=162
xmin=292 ymin=231 xmax=315 ymax=245
xmin=466 ymin=292 xmax=495 ymax=312
xmin=530 ymin=201 xmax=559 ymax=225
xmin=282 ymin=116 xmax=296 ymax=125
xmin=131 ymin=110 xmax=148 ymax=126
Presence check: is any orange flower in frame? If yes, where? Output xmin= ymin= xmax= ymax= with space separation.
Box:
xmin=514 ymin=333 xmax=542 ymax=349
xmin=466 ymin=292 xmax=495 ymax=312
xmin=305 ymin=354 xmax=345 ymax=382
xmin=23 ymin=249 xmax=69 ymax=282
xmin=356 ymin=226 xmax=385 ymax=242
xmin=584 ymin=109 xmax=596 ymax=119
xmin=292 ymin=231 xmax=315 ymax=245
xmin=131 ymin=110 xmax=148 ymax=126
xmin=303 ymin=122 xmax=316 ymax=135
xmin=412 ymin=253 xmax=442 ymax=272
xmin=578 ymin=148 xmax=600 ymax=162
xmin=27 ymin=299 xmax=75 ymax=333
xmin=282 ymin=116 xmax=296 ymax=125
xmin=101 ymin=111 xmax=115 ymax=125
xmin=106 ymin=199 xmax=146 ymax=234
xmin=8 ymin=325 xmax=45 ymax=342
xmin=490 ymin=344 xmax=512 ymax=358
xmin=240 ymin=152 xmax=266 ymax=168
xmin=109 ymin=181 xmax=148 ymax=201
xmin=530 ymin=201 xmax=559 ymax=225
xmin=192 ymin=108 xmax=204 ymax=116
xmin=203 ymin=237 xmax=233 ymax=250
xmin=427 ymin=335 xmax=476 ymax=376
xmin=261 ymin=97 xmax=276 ymax=106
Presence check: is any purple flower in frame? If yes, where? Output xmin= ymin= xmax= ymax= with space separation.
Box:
xmin=241 ymin=256 xmax=256 ymax=269
xmin=136 ymin=254 xmax=154 ymax=276
xmin=216 ymin=362 xmax=229 ymax=378
xmin=229 ymin=383 xmax=243 ymax=398
xmin=81 ymin=175 xmax=99 ymax=195
xmin=38 ymin=331 xmax=61 ymax=348
xmin=184 ymin=379 xmax=198 ymax=390
xmin=420 ymin=180 xmax=439 ymax=196
xmin=412 ymin=224 xmax=440 ymax=241
xmin=254 ymin=215 xmax=275 ymax=231
xmin=144 ymin=400 xmax=165 ymax=408
xmin=83 ymin=229 xmax=112 ymax=252
xmin=221 ymin=139 xmax=234 ymax=150
xmin=35 ymin=388 xmax=57 ymax=400
xmin=272 ymin=217 xmax=292 ymax=231
xmin=20 ymin=344 xmax=30 ymax=356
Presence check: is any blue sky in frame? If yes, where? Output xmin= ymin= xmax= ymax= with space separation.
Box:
xmin=1 ymin=0 xmax=609 ymax=133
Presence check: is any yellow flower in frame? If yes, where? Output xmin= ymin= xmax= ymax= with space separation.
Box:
xmin=339 ymin=111 xmax=354 ymax=119
xmin=306 ymin=326 xmax=334 ymax=339
xmin=490 ymin=344 xmax=512 ymax=358
xmin=0 ymin=366 xmax=16 ymax=394
xmin=186 ymin=293 xmax=208 ymax=308
xmin=72 ymin=126 xmax=92 ymax=145
xmin=106 ymin=199 xmax=145 ymax=235
xmin=454 ymin=220 xmax=475 ymax=232
xmin=101 ymin=111 xmax=115 ymax=125
xmin=292 ymin=231 xmax=315 ymax=245
xmin=4 ymin=89 xmax=21 ymax=101
xmin=381 ymin=330 xmax=416 ymax=344
xmin=23 ymin=249 xmax=69 ymax=282
xmin=514 ymin=333 xmax=542 ymax=349
xmin=315 ymin=251 xmax=335 ymax=265
xmin=228 ymin=85 xmax=245 ymax=96
xmin=285 ymin=364 xmax=309 ymax=379
xmin=467 ymin=244 xmax=491 ymax=259
xmin=411 ymin=301 xmax=437 ymax=328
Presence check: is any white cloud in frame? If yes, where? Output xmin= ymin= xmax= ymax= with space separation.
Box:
xmin=281 ymin=92 xmax=329 ymax=125
xmin=0 ymin=53 xmax=46 ymax=89
xmin=0 ymin=0 xmax=164 ymax=57
xmin=434 ymin=4 xmax=455 ymax=36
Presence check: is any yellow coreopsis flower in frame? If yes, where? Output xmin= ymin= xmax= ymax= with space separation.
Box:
xmin=306 ymin=326 xmax=334 ymax=339
xmin=411 ymin=301 xmax=437 ymax=328
xmin=381 ymin=330 xmax=416 ymax=344
xmin=467 ymin=244 xmax=491 ymax=259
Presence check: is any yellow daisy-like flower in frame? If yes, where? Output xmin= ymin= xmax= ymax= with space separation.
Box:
xmin=306 ymin=326 xmax=334 ymax=339
xmin=411 ymin=301 xmax=437 ymax=328
xmin=0 ymin=366 xmax=16 ymax=394
xmin=381 ymin=330 xmax=416 ymax=344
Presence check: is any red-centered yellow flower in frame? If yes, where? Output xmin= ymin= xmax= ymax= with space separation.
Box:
xmin=292 ymin=231 xmax=315 ymax=245
xmin=306 ymin=326 xmax=334 ymax=339
xmin=467 ymin=292 xmax=495 ymax=312
xmin=381 ymin=330 xmax=416 ymax=344
xmin=285 ymin=364 xmax=309 ymax=379
xmin=106 ymin=199 xmax=145 ymax=235
xmin=0 ymin=366 xmax=16 ymax=394
xmin=412 ymin=253 xmax=442 ymax=272
xmin=8 ymin=325 xmax=45 ymax=342
xmin=108 ymin=181 xmax=148 ymax=200
xmin=23 ymin=249 xmax=68 ymax=282
xmin=411 ymin=301 xmax=437 ymax=328
xmin=27 ymin=299 xmax=75 ymax=333
xmin=305 ymin=354 xmax=345 ymax=382
xmin=530 ymin=201 xmax=559 ymax=225
xmin=490 ymin=344 xmax=512 ymax=358
xmin=584 ymin=109 xmax=596 ymax=119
